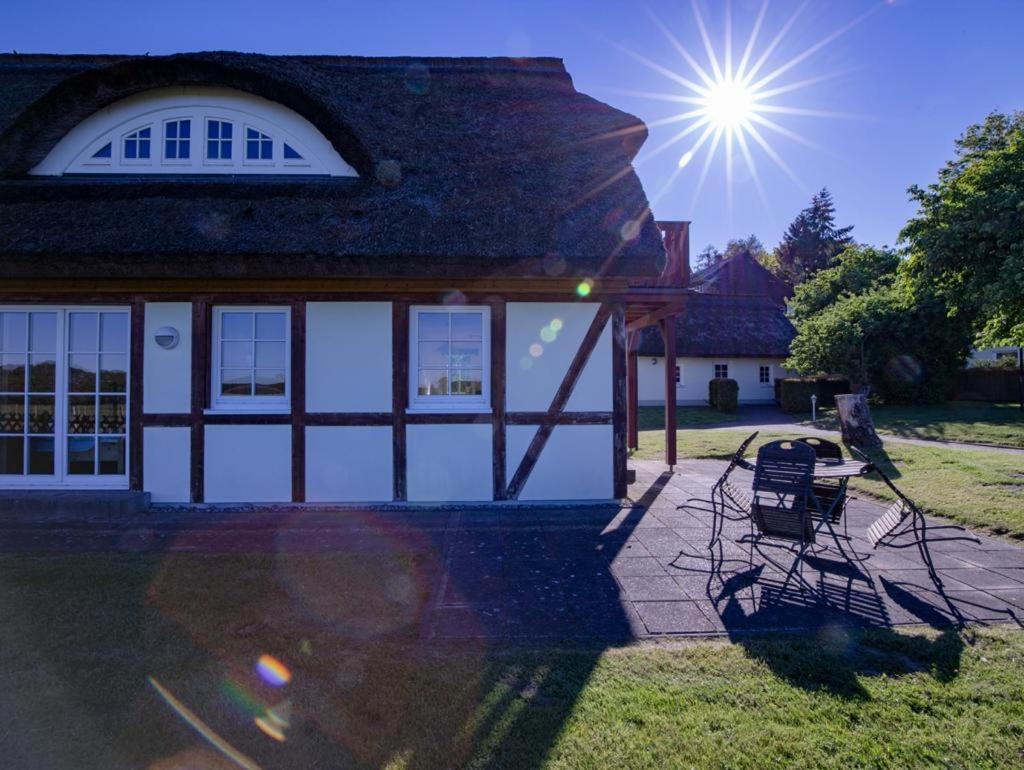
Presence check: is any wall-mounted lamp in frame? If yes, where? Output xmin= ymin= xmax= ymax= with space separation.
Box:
xmin=154 ymin=326 xmax=180 ymax=350
xmin=650 ymin=358 xmax=657 ymax=365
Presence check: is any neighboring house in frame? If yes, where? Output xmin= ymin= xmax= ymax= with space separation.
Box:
xmin=634 ymin=252 xmax=796 ymax=405
xmin=0 ymin=52 xmax=685 ymax=504
xmin=967 ymin=347 xmax=1022 ymax=368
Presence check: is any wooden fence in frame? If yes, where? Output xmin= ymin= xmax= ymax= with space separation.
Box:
xmin=950 ymin=368 xmax=1023 ymax=402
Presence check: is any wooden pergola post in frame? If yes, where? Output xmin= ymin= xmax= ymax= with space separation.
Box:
xmin=627 ymin=331 xmax=639 ymax=451
xmin=659 ymin=316 xmax=677 ymax=468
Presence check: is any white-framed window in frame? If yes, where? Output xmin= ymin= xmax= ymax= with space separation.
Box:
xmin=714 ymin=363 xmax=729 ymax=379
xmin=759 ymin=364 xmax=772 ymax=385
xmin=210 ymin=307 xmax=290 ymax=412
xmin=163 ymin=118 xmax=191 ymax=161
xmin=122 ymin=126 xmax=152 ymax=161
xmin=409 ymin=306 xmax=490 ymax=412
xmin=206 ymin=119 xmax=233 ymax=162
xmin=675 ymin=364 xmax=682 ymax=385
xmin=245 ymin=126 xmax=273 ymax=162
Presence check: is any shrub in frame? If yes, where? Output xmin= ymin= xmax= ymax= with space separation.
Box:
xmin=708 ymin=378 xmax=739 ymax=413
xmin=777 ymin=376 xmax=851 ymax=413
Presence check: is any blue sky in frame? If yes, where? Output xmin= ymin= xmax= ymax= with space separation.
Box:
xmin=6 ymin=0 xmax=1024 ymax=257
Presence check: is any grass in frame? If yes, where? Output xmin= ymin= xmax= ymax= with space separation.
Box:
xmin=2 ymin=551 xmax=1024 ymax=768
xmin=636 ymin=405 xmax=738 ymax=431
xmin=633 ymin=427 xmax=1024 ymax=541
xmin=806 ymin=401 xmax=1024 ymax=448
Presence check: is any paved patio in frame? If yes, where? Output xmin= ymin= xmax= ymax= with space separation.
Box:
xmin=2 ymin=458 xmax=1023 ymax=640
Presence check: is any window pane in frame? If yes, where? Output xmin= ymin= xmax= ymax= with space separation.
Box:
xmin=246 ymin=140 xmax=259 ymax=160
xmin=222 ymin=123 xmax=232 ymax=139
xmin=29 ymin=313 xmax=57 ymax=352
xmin=450 ymin=342 xmax=482 ymax=368
xmin=27 ymin=396 xmax=54 ymax=434
xmin=417 ymin=312 xmax=449 ymax=341
xmin=165 ymin=140 xmax=177 ymax=159
xmin=179 ymin=139 xmax=190 ymax=159
xmin=221 ymin=313 xmax=252 ymax=340
xmin=417 ymin=370 xmax=448 ymax=396
xmin=68 ymin=354 xmax=97 ymax=392
xmin=208 ymin=121 xmax=218 ymax=139
xmin=180 ymin=121 xmax=191 ymax=138
xmin=254 ymin=370 xmax=285 ymax=396
xmin=255 ymin=312 xmax=286 ymax=340
xmin=99 ymin=354 xmax=127 ymax=392
xmin=67 ymin=436 xmax=95 ymax=475
xmin=1 ymin=313 xmax=27 ymax=351
xmin=0 ymin=395 xmax=23 ymax=433
xmin=166 ymin=122 xmax=177 ymax=139
xmin=452 ymin=370 xmax=483 ymax=396
xmin=0 ymin=355 xmax=26 ymax=392
xmin=255 ymin=341 xmax=285 ymax=369
xmin=417 ymin=341 xmax=449 ymax=368
xmin=98 ymin=437 xmax=126 ymax=475
xmin=125 ymin=140 xmax=137 ymax=159
xmin=68 ymin=395 xmax=95 ymax=434
xmin=220 ymin=370 xmax=252 ymax=396
xmin=451 ymin=313 xmax=483 ymax=341
xmin=99 ymin=395 xmax=126 ymax=434
xmin=221 ymin=341 xmax=253 ymax=368
xmin=27 ymin=436 xmax=54 ymax=475
xmin=69 ymin=312 xmax=98 ymax=352
xmin=283 ymin=143 xmax=302 ymax=160
xmin=30 ymin=354 xmax=56 ymax=392
xmin=0 ymin=436 xmax=24 ymax=474
xmin=207 ymin=140 xmax=218 ymax=159
xmin=139 ymin=139 xmax=151 ymax=159
xmin=92 ymin=143 xmax=112 ymax=159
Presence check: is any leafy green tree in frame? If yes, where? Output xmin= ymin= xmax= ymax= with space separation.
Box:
xmin=902 ymin=111 xmax=1024 ymax=348
xmin=722 ymin=234 xmax=768 ymax=261
xmin=774 ymin=188 xmax=854 ymax=283
xmin=790 ymin=245 xmax=899 ymax=320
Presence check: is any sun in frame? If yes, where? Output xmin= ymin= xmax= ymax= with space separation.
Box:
xmin=701 ymin=77 xmax=757 ymax=131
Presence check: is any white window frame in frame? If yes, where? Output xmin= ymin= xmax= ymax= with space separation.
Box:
xmin=0 ymin=305 xmax=130 ymax=490
xmin=204 ymin=117 xmax=234 ymax=166
xmin=161 ymin=116 xmax=193 ymax=166
xmin=121 ymin=124 xmax=153 ymax=166
xmin=242 ymin=124 xmax=275 ymax=167
xmin=209 ymin=306 xmax=291 ymax=414
xmin=408 ymin=305 xmax=491 ymax=413
xmin=759 ymin=364 xmax=772 ymax=386
xmin=714 ymin=363 xmax=729 ymax=380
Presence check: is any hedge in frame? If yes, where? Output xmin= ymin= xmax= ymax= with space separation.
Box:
xmin=776 ymin=376 xmax=851 ymax=414
xmin=708 ymin=378 xmax=739 ymax=413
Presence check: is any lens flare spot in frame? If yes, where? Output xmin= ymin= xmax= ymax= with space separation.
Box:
xmin=550 ymin=318 xmax=563 ymax=332
xmin=529 ymin=343 xmax=543 ymax=358
xmin=540 ymin=326 xmax=557 ymax=343
xmin=576 ymin=279 xmax=593 ymax=297
xmin=256 ymin=654 xmax=291 ymax=687
xmin=678 ymin=150 xmax=694 ymax=168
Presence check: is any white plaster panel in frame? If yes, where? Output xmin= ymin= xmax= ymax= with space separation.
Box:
xmin=306 ymin=302 xmax=392 ymax=412
xmin=305 ymin=426 xmax=393 ymax=502
xmin=506 ymin=303 xmax=612 ymax=412
xmin=204 ymin=425 xmax=291 ymax=503
xmin=143 ymin=302 xmax=192 ymax=413
xmin=506 ymin=425 xmax=614 ymax=501
xmin=143 ymin=427 xmax=191 ymax=503
xmin=637 ymin=357 xmax=787 ymax=405
xmin=406 ymin=424 xmax=492 ymax=502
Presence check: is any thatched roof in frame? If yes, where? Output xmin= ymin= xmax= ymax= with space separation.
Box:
xmin=0 ymin=52 xmax=665 ymax=280
xmin=690 ymin=251 xmax=792 ymax=306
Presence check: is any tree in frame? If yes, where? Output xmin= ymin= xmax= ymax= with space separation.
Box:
xmin=722 ymin=234 xmax=767 ymax=261
xmin=789 ymin=245 xmax=899 ymax=321
xmin=774 ymin=188 xmax=854 ymax=284
xmin=901 ymin=111 xmax=1024 ymax=349
xmin=694 ymin=244 xmax=722 ymax=272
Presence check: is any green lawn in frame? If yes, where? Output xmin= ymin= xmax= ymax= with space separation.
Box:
xmin=633 ymin=428 xmax=1024 ymax=541
xmin=2 ymin=552 xmax=1023 ymax=768
xmin=807 ymin=401 xmax=1024 ymax=448
xmin=636 ymin=405 xmax=738 ymax=430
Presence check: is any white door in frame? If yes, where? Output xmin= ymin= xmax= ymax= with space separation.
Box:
xmin=0 ymin=307 xmax=130 ymax=488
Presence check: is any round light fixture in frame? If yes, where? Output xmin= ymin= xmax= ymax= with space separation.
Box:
xmin=154 ymin=325 xmax=180 ymax=350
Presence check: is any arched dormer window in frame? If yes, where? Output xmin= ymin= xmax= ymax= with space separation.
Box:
xmin=30 ymin=86 xmax=358 ymax=177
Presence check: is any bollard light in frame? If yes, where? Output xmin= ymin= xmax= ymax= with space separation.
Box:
xmin=811 ymin=394 xmax=818 ymax=422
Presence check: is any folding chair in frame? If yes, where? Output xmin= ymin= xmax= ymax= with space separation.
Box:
xmin=679 ymin=431 xmax=758 ymax=518
xmin=794 ymin=436 xmax=846 ymax=525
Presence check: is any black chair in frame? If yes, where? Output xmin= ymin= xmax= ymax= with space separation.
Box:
xmin=749 ymin=439 xmax=817 ymax=546
xmin=679 ymin=431 xmax=758 ymax=518
xmin=795 ymin=436 xmax=846 ymax=526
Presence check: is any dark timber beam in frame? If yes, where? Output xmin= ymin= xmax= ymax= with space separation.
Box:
xmin=660 ymin=316 xmax=677 ymax=468
xmin=626 ymin=331 xmax=639 ymax=451
xmin=611 ymin=304 xmax=627 ymax=499
xmin=626 ymin=300 xmax=687 ymax=334
xmin=391 ymin=300 xmax=409 ymax=501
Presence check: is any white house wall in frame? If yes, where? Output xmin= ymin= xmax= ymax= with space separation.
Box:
xmin=637 ymin=357 xmax=785 ymax=406
xmin=305 ymin=426 xmax=393 ymax=502
xmin=406 ymin=424 xmax=492 ymax=502
xmin=306 ymin=302 xmax=392 ymax=412
xmin=204 ymin=424 xmax=292 ymax=503
xmin=143 ymin=302 xmax=192 ymax=413
xmin=507 ymin=424 xmax=613 ymax=500
xmin=143 ymin=427 xmax=191 ymax=503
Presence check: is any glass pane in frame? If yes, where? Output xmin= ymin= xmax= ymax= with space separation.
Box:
xmin=29 ymin=313 xmax=57 ymax=352
xmin=68 ymin=354 xmax=97 ymax=392
xmin=99 ymin=354 xmax=127 ymax=392
xmin=139 ymin=139 xmax=150 ymax=158
xmin=417 ymin=341 xmax=449 ymax=367
xmin=452 ymin=370 xmax=483 ymax=396
xmin=221 ymin=341 xmax=252 ymax=368
xmin=166 ymin=122 xmax=177 ymax=139
xmin=93 ymin=143 xmax=112 ymax=159
xmin=27 ymin=436 xmax=54 ymax=475
xmin=0 ymin=355 xmax=26 ymax=392
xmin=0 ymin=395 xmax=23 ymax=433
xmin=180 ymin=121 xmax=190 ymax=138
xmin=98 ymin=395 xmax=126 ymax=434
xmin=450 ymin=342 xmax=482 ymax=368
xmin=220 ymin=370 xmax=252 ymax=396
xmin=124 ymin=140 xmax=137 ymax=159
xmin=27 ymin=396 xmax=54 ymax=434
xmin=67 ymin=395 xmax=96 ymax=434
xmin=139 ymin=128 xmax=151 ymax=139
xmin=67 ymin=436 xmax=95 ymax=475
xmin=207 ymin=140 xmax=218 ymax=159
xmin=179 ymin=140 xmax=190 ymax=159
xmin=255 ymin=341 xmax=285 ymax=369
xmin=283 ymin=144 xmax=302 ymax=160
xmin=1 ymin=313 xmax=27 ymax=351
xmin=417 ymin=370 xmax=448 ymax=396
xmin=165 ymin=140 xmax=177 ymax=159
xmin=246 ymin=140 xmax=259 ymax=160
xmin=208 ymin=121 xmax=218 ymax=139
xmin=221 ymin=312 xmax=252 ymax=340
xmin=29 ymin=354 xmax=56 ymax=392
xmin=0 ymin=436 xmax=24 ymax=474
xmin=254 ymin=370 xmax=285 ymax=396
xmin=99 ymin=314 xmax=128 ymax=352
xmin=417 ymin=312 xmax=449 ymax=341
xmin=222 ymin=123 xmax=232 ymax=139
xmin=69 ymin=312 xmax=98 ymax=352
xmin=255 ymin=313 xmax=286 ymax=340
xmin=98 ymin=437 xmax=126 ymax=475
xmin=451 ymin=313 xmax=483 ymax=341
